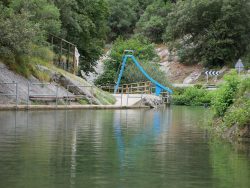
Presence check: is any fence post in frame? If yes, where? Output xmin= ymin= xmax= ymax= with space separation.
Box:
xmin=67 ymin=85 xmax=69 ymax=106
xmin=91 ymin=86 xmax=93 ymax=105
xmin=56 ymin=85 xmax=58 ymax=107
xmin=27 ymin=82 xmax=30 ymax=108
xmin=127 ymin=93 xmax=129 ymax=106
xmin=140 ymin=93 xmax=143 ymax=107
xmin=120 ymin=91 xmax=123 ymax=106
xmin=15 ymin=82 xmax=18 ymax=107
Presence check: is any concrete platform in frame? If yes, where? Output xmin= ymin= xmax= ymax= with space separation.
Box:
xmin=0 ymin=104 xmax=150 ymax=111
xmin=112 ymin=94 xmax=149 ymax=106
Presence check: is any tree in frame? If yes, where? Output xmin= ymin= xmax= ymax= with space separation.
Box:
xmin=107 ymin=0 xmax=154 ymax=41
xmin=164 ymin=0 xmax=250 ymax=67
xmin=135 ymin=0 xmax=172 ymax=43
xmin=10 ymin=0 xmax=61 ymax=35
xmin=0 ymin=3 xmax=41 ymax=62
xmin=53 ymin=0 xmax=109 ymax=73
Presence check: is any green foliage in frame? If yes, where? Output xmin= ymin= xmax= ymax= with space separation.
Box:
xmin=164 ymin=0 xmax=250 ymax=67
xmin=212 ymin=70 xmax=240 ymax=117
xmin=10 ymin=0 xmax=61 ymax=35
xmin=95 ymin=36 xmax=162 ymax=85
xmin=94 ymin=89 xmax=116 ymax=105
xmin=242 ymin=51 xmax=250 ymax=70
xmin=54 ymin=0 xmax=109 ymax=73
xmin=77 ymin=99 xmax=89 ymax=105
xmin=135 ymin=0 xmax=172 ymax=43
xmin=109 ymin=36 xmax=157 ymax=64
xmin=172 ymin=86 xmax=212 ymax=106
xmin=0 ymin=3 xmax=41 ymax=61
xmin=0 ymin=0 xmax=57 ymax=79
xmin=222 ymin=78 xmax=250 ymax=128
xmin=6 ymin=45 xmax=53 ymax=81
xmin=223 ymin=99 xmax=250 ymax=128
xmin=107 ymin=0 xmax=154 ymax=40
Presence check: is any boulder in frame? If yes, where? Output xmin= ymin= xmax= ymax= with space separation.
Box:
xmin=141 ymin=95 xmax=164 ymax=108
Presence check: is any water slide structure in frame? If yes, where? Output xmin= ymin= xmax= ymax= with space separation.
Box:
xmin=114 ymin=50 xmax=173 ymax=96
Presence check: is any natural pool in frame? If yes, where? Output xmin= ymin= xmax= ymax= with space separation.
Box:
xmin=0 ymin=106 xmax=250 ymax=188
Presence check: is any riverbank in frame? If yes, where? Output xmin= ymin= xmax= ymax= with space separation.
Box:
xmin=172 ymin=71 xmax=250 ymax=141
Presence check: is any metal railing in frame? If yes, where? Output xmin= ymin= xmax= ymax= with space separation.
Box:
xmin=126 ymin=93 xmax=144 ymax=107
xmin=28 ymin=83 xmax=59 ymax=107
xmin=113 ymin=92 xmax=124 ymax=106
xmin=0 ymin=81 xmax=171 ymax=107
xmin=100 ymin=81 xmax=152 ymax=94
xmin=48 ymin=34 xmax=77 ymax=74
xmin=0 ymin=82 xmax=18 ymax=107
xmin=27 ymin=83 xmax=95 ymax=106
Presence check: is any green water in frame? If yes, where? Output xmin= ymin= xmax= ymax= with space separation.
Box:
xmin=0 ymin=106 xmax=250 ymax=188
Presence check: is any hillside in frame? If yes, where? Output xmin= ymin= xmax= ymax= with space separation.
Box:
xmin=156 ymin=45 xmax=230 ymax=85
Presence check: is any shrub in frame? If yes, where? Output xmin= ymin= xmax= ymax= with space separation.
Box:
xmin=212 ymin=70 xmax=240 ymax=117
xmin=223 ymin=99 xmax=250 ymax=128
xmin=172 ymin=86 xmax=213 ymax=106
xmin=222 ymin=77 xmax=250 ymax=128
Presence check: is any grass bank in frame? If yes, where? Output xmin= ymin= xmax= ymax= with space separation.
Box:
xmin=172 ymin=71 xmax=250 ymax=140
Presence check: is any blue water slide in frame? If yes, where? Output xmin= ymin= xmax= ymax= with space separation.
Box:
xmin=114 ymin=54 xmax=173 ymax=96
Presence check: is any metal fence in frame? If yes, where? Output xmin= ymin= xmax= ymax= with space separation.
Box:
xmin=0 ymin=82 xmax=96 ymax=107
xmin=28 ymin=82 xmax=59 ymax=107
xmin=0 ymin=81 xmax=170 ymax=107
xmin=100 ymin=81 xmax=152 ymax=94
xmin=126 ymin=93 xmax=144 ymax=107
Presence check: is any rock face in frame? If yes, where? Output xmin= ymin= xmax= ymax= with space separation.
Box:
xmin=216 ymin=123 xmax=250 ymax=142
xmin=183 ymin=71 xmax=202 ymax=84
xmin=82 ymin=51 xmax=110 ymax=84
xmin=155 ymin=45 xmax=204 ymax=84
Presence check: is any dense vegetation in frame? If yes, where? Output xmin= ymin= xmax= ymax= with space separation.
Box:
xmin=1 ymin=0 xmax=250 ymax=76
xmin=173 ymin=71 xmax=250 ymax=131
xmin=172 ymin=86 xmax=212 ymax=106
xmin=165 ymin=0 xmax=250 ymax=67
xmin=0 ymin=0 xmax=110 ymax=74
xmin=95 ymin=36 xmax=170 ymax=87
xmin=212 ymin=72 xmax=250 ymax=130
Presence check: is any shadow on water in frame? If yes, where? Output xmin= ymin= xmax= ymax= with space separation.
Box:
xmin=0 ymin=107 xmax=249 ymax=188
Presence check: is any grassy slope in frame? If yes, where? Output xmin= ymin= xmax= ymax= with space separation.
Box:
xmin=51 ymin=66 xmax=116 ymax=105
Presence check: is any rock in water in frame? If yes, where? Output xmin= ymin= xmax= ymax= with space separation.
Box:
xmin=141 ymin=95 xmax=164 ymax=108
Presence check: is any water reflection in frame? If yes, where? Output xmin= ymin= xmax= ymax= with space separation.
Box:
xmin=0 ymin=107 xmax=249 ymax=188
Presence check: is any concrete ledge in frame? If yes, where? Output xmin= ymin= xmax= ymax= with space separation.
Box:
xmin=0 ymin=105 xmax=150 ymax=111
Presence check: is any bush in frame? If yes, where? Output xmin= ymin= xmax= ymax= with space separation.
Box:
xmin=6 ymin=46 xmax=54 ymax=81
xmin=212 ymin=70 xmax=240 ymax=117
xmin=0 ymin=3 xmax=42 ymax=62
xmin=172 ymin=86 xmax=213 ymax=106
xmin=223 ymin=99 xmax=250 ymax=128
xmin=222 ymin=77 xmax=250 ymax=128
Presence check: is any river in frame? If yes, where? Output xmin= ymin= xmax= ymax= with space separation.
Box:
xmin=0 ymin=106 xmax=250 ymax=188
